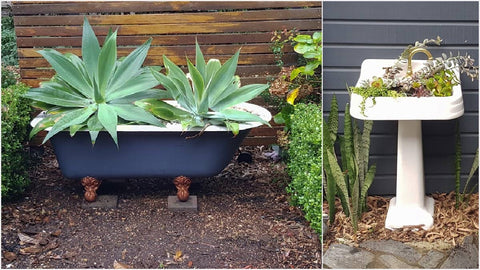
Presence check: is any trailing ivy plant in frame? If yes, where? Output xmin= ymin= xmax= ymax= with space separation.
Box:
xmin=25 ymin=17 xmax=168 ymax=147
xmin=323 ymin=95 xmax=376 ymax=232
xmin=135 ymin=42 xmax=270 ymax=135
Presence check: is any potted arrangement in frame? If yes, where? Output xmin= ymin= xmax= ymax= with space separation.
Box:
xmin=26 ymin=18 xmax=271 ymax=200
xmin=345 ymin=37 xmax=478 ymax=230
xmin=349 ymin=37 xmax=478 ymax=119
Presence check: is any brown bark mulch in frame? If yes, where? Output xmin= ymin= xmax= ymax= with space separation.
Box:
xmin=323 ymin=193 xmax=479 ymax=250
xmin=2 ymin=145 xmax=321 ymax=269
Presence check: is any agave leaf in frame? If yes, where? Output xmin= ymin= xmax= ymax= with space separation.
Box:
xmin=187 ymin=58 xmax=206 ymax=113
xmin=209 ymin=75 xmax=240 ymax=107
xmin=87 ymin=114 xmax=103 ymax=144
xmin=69 ymin=124 xmax=85 ymax=137
xmin=211 ymin=83 xmax=269 ymax=111
xmin=97 ymin=29 xmax=117 ymax=96
xmin=210 ymin=109 xmax=270 ymax=126
xmin=24 ymin=86 xmax=89 ymax=108
xmin=29 ymin=113 xmax=62 ymax=139
xmin=110 ymin=89 xmax=171 ymax=104
xmin=111 ymin=103 xmax=164 ymax=126
xmin=43 ymin=104 xmax=97 ymax=143
xmin=65 ymin=53 xmax=92 ymax=86
xmin=82 ymin=16 xmax=100 ymax=82
xmin=107 ymin=38 xmax=153 ymax=93
xmin=224 ymin=121 xmax=239 ymax=136
xmin=205 ymin=59 xmax=222 ymax=86
xmin=195 ymin=41 xmax=206 ymax=79
xmin=206 ymin=50 xmax=240 ymax=104
xmin=38 ymin=49 xmax=93 ymax=98
xmin=106 ymin=69 xmax=160 ymax=101
xmin=97 ymin=103 xmax=118 ymax=146
xmin=163 ymin=55 xmax=194 ymax=103
xmin=135 ymin=99 xmax=190 ymax=121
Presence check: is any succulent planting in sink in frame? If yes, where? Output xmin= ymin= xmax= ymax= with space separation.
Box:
xmin=350 ymin=37 xmax=479 ymax=103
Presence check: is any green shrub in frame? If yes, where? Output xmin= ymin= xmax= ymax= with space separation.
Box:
xmin=286 ymin=103 xmax=322 ymax=235
xmin=2 ymin=83 xmax=33 ymax=199
xmin=1 ymin=16 xmax=18 ymax=66
xmin=2 ymin=65 xmax=20 ymax=88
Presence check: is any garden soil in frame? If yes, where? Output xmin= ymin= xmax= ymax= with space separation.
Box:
xmin=2 ymin=145 xmax=321 ymax=269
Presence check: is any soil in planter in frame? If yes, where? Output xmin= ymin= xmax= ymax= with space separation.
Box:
xmin=1 ymin=145 xmax=321 ymax=269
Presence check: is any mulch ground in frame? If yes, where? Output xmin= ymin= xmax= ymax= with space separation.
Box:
xmin=323 ymin=192 xmax=479 ymax=250
xmin=2 ymin=144 xmax=321 ymax=269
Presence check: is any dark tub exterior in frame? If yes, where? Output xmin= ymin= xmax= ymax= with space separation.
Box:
xmin=50 ymin=129 xmax=250 ymax=179
xmin=34 ymin=102 xmax=271 ymax=180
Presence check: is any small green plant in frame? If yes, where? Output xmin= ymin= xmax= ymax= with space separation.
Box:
xmin=270 ymin=29 xmax=297 ymax=67
xmin=286 ymin=103 xmax=322 ymax=235
xmin=135 ymin=42 xmax=270 ymax=135
xmin=2 ymin=83 xmax=33 ymax=199
xmin=323 ymin=95 xmax=376 ymax=232
xmin=2 ymin=65 xmax=20 ymax=88
xmin=1 ymin=16 xmax=18 ymax=66
xmin=25 ymin=17 xmax=167 ymax=147
xmin=290 ymin=32 xmax=322 ymax=81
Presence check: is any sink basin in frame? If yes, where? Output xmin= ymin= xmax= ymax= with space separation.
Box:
xmin=349 ymin=58 xmax=464 ymax=230
xmin=350 ymin=59 xmax=464 ymax=120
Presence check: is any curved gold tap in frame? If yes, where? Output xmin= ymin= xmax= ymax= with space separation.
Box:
xmin=406 ymin=48 xmax=433 ymax=77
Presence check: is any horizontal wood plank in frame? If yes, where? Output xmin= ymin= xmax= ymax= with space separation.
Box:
xmin=12 ymin=1 xmax=321 ymax=15
xmin=14 ymin=8 xmax=321 ymax=26
xmin=15 ymin=19 xmax=321 ymax=36
xmin=18 ymin=53 xmax=298 ymax=68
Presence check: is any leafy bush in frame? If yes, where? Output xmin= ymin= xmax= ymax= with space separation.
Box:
xmin=286 ymin=103 xmax=322 ymax=235
xmin=2 ymin=83 xmax=33 ymax=199
xmin=2 ymin=65 xmax=20 ymax=88
xmin=1 ymin=16 xmax=18 ymax=66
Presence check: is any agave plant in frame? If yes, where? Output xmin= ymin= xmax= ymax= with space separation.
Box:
xmin=25 ymin=17 xmax=169 ymax=146
xmin=135 ymin=42 xmax=270 ymax=135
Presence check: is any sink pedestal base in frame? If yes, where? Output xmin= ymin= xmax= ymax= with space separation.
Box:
xmin=385 ymin=120 xmax=434 ymax=230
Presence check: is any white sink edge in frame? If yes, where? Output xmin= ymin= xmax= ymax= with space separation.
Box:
xmin=350 ymin=59 xmax=464 ymax=120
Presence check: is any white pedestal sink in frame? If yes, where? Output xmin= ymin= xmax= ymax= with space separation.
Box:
xmin=350 ymin=59 xmax=464 ymax=230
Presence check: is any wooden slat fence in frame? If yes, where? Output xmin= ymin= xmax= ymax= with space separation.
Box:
xmin=12 ymin=1 xmax=322 ymax=146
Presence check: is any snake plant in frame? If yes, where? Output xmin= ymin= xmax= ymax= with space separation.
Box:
xmin=135 ymin=42 xmax=270 ymax=135
xmin=25 ymin=17 xmax=169 ymax=146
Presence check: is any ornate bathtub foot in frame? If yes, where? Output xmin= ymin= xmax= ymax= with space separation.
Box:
xmin=81 ymin=176 xmax=101 ymax=202
xmin=173 ymin=176 xmax=191 ymax=202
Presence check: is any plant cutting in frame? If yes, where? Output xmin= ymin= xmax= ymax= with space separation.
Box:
xmin=25 ymin=17 xmax=168 ymax=147
xmin=350 ymin=37 xmax=479 ymax=115
xmin=135 ymin=41 xmax=271 ymax=136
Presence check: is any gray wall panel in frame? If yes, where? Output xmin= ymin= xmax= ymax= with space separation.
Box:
xmin=324 ymin=1 xmax=479 ymax=195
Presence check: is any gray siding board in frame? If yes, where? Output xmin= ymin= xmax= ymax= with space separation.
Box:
xmin=324 ymin=1 xmax=479 ymax=194
xmin=324 ymin=46 xmax=478 ymax=68
xmin=323 ymin=2 xmax=478 ymax=21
